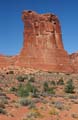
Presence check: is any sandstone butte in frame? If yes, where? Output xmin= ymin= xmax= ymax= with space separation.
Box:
xmin=0 ymin=10 xmax=78 ymax=73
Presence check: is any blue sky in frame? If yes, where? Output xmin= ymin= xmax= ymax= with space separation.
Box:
xmin=0 ymin=0 xmax=78 ymax=55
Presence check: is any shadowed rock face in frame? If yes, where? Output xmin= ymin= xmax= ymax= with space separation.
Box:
xmin=0 ymin=10 xmax=77 ymax=73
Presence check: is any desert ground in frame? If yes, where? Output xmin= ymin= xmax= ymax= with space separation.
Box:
xmin=0 ymin=67 xmax=78 ymax=120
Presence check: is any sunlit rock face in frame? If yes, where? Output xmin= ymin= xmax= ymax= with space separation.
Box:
xmin=0 ymin=55 xmax=17 ymax=68
xmin=0 ymin=55 xmax=9 ymax=68
xmin=69 ymin=53 xmax=78 ymax=72
xmin=0 ymin=10 xmax=77 ymax=73
xmin=16 ymin=10 xmax=73 ymax=72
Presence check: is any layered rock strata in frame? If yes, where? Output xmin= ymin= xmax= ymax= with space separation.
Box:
xmin=0 ymin=10 xmax=77 ymax=73
xmin=16 ymin=11 xmax=73 ymax=72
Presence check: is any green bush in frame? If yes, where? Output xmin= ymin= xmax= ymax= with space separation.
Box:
xmin=57 ymin=78 xmax=64 ymax=85
xmin=50 ymin=81 xmax=56 ymax=86
xmin=26 ymin=82 xmax=38 ymax=95
xmin=17 ymin=85 xmax=29 ymax=97
xmin=29 ymin=77 xmax=35 ymax=82
xmin=17 ymin=82 xmax=38 ymax=97
xmin=10 ymin=86 xmax=17 ymax=92
xmin=64 ymin=79 xmax=75 ymax=93
xmin=43 ymin=82 xmax=49 ymax=92
xmin=43 ymin=81 xmax=55 ymax=94
xmin=0 ymin=108 xmax=6 ymax=114
xmin=17 ymin=76 xmax=25 ymax=82
xmin=46 ymin=87 xmax=55 ymax=94
xmin=19 ymin=98 xmax=33 ymax=106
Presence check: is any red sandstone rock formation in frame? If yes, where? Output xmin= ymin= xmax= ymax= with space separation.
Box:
xmin=0 ymin=10 xmax=77 ymax=73
xmin=15 ymin=10 xmax=73 ymax=72
xmin=0 ymin=54 xmax=17 ymax=68
xmin=69 ymin=52 xmax=78 ymax=72
xmin=0 ymin=55 xmax=9 ymax=68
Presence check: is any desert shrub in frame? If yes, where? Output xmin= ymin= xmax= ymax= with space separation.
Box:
xmin=8 ymin=70 xmax=14 ymax=74
xmin=49 ymin=108 xmax=58 ymax=115
xmin=16 ymin=75 xmax=28 ymax=82
xmin=17 ymin=76 xmax=25 ymax=82
xmin=0 ymin=101 xmax=5 ymax=108
xmin=0 ymin=108 xmax=6 ymax=114
xmin=19 ymin=98 xmax=33 ymax=106
xmin=6 ymin=70 xmax=14 ymax=74
xmin=57 ymin=78 xmax=64 ymax=85
xmin=54 ymin=101 xmax=64 ymax=110
xmin=68 ymin=95 xmax=78 ymax=99
xmin=17 ymin=82 xmax=38 ymax=97
xmin=17 ymin=85 xmax=29 ymax=97
xmin=24 ymin=75 xmax=28 ymax=79
xmin=0 ymin=92 xmax=6 ymax=97
xmin=19 ymin=98 xmax=36 ymax=109
xmin=46 ymin=87 xmax=55 ymax=94
xmin=43 ymin=81 xmax=48 ymax=92
xmin=25 ymin=109 xmax=42 ymax=119
xmin=64 ymin=79 xmax=75 ymax=93
xmin=50 ymin=80 xmax=56 ymax=86
xmin=1 ymin=97 xmax=8 ymax=104
xmin=29 ymin=77 xmax=35 ymax=82
xmin=0 ymin=96 xmax=8 ymax=108
xmin=10 ymin=86 xmax=17 ymax=92
xmin=26 ymin=82 xmax=38 ymax=95
xmin=43 ymin=82 xmax=55 ymax=94
xmin=0 ymin=87 xmax=3 ymax=91
xmin=28 ymin=102 xmax=36 ymax=109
